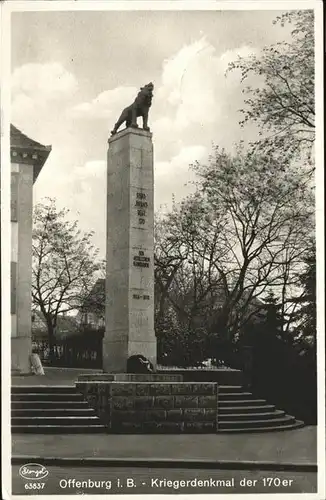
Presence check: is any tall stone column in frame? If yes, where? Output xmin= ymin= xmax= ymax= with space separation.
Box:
xmin=11 ymin=163 xmax=34 ymax=373
xmin=104 ymin=128 xmax=156 ymax=372
xmin=10 ymin=125 xmax=51 ymax=374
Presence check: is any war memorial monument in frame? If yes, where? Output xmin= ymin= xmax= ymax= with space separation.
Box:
xmin=104 ymin=82 xmax=156 ymax=372
xmin=11 ymin=83 xmax=304 ymax=435
xmin=74 ymin=82 xmax=221 ymax=433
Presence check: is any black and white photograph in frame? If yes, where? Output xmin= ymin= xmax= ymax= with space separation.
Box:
xmin=1 ymin=1 xmax=324 ymax=498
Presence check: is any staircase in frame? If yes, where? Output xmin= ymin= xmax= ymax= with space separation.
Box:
xmin=218 ymin=385 xmax=305 ymax=433
xmin=11 ymin=384 xmax=305 ymax=434
xmin=11 ymin=386 xmax=106 ymax=433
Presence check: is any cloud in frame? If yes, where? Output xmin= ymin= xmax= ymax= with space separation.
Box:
xmin=34 ymin=142 xmax=207 ymax=258
xmin=149 ymin=39 xmax=258 ymax=162
xmin=32 ymin=39 xmax=258 ymax=257
xmin=156 ymin=39 xmax=258 ymax=129
xmin=63 ymin=39 xmax=258 ymax=165
xmin=154 ymin=38 xmax=218 ymax=129
xmin=159 ymin=38 xmax=214 ymax=106
xmin=11 ymin=93 xmax=35 ymax=120
xmin=219 ymin=46 xmax=260 ymax=72
xmin=155 ymin=145 xmax=208 ymax=210
xmin=65 ymin=38 xmax=257 ymax=140
xmin=12 ymin=62 xmax=78 ymax=99
xmin=68 ymin=86 xmax=137 ymax=119
xmin=35 ymin=159 xmax=108 ymax=255
xmin=71 ymin=160 xmax=106 ymax=196
xmin=11 ymin=62 xmax=78 ymax=144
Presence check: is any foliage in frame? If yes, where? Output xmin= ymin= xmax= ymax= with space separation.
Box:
xmin=227 ymin=10 xmax=315 ymax=162
xmin=194 ymin=144 xmax=313 ymax=338
xmin=32 ymin=198 xmax=105 ymax=360
xmin=156 ymin=309 xmax=211 ymax=367
xmin=79 ymin=278 xmax=106 ymax=325
xmin=155 ymin=202 xmax=225 ymax=333
xmin=76 ymin=323 xmax=105 ymax=341
xmin=155 ymin=144 xmax=314 ymax=353
xmin=291 ymin=241 xmax=316 ymax=351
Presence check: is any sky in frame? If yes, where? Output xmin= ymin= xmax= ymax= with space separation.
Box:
xmin=11 ymin=8 xmax=294 ymax=258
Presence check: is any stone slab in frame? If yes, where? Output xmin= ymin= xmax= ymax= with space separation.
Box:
xmin=158 ymin=368 xmax=244 ymax=386
xmin=77 ymin=373 xmax=183 ymax=382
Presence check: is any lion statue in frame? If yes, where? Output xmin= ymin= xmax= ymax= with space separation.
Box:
xmin=111 ymin=82 xmax=154 ymax=135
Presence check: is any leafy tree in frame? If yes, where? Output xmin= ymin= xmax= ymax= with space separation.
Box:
xmin=297 ymin=243 xmax=316 ymax=336
xmin=154 ymin=214 xmax=188 ymax=326
xmin=263 ymin=291 xmax=284 ymax=335
xmin=155 ymin=201 xmax=225 ymax=332
xmin=79 ymin=277 xmax=106 ymax=327
xmin=155 ymin=144 xmax=313 ymax=354
xmin=156 ymin=308 xmax=210 ymax=367
xmin=290 ymin=241 xmax=316 ymax=350
xmin=196 ymin=145 xmax=314 ymax=338
xmin=32 ymin=198 xmax=104 ymax=361
xmin=227 ymin=10 xmax=315 ymax=162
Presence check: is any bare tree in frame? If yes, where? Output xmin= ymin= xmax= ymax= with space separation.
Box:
xmin=32 ymin=198 xmax=105 ymax=360
xmin=155 ymin=145 xmax=313 ymax=347
xmin=194 ymin=146 xmax=313 ymax=339
xmin=155 ymin=199 xmax=225 ymax=332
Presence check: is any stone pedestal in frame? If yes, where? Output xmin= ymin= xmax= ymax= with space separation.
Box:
xmin=76 ymin=380 xmax=218 ymax=434
xmin=104 ymin=128 xmax=156 ymax=372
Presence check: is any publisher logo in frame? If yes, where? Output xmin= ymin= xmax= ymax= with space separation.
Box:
xmin=19 ymin=463 xmax=49 ymax=480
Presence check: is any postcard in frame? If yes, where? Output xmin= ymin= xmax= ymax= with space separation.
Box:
xmin=1 ymin=1 xmax=324 ymax=499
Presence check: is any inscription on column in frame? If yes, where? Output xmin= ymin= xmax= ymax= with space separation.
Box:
xmin=135 ymin=191 xmax=148 ymax=225
xmin=133 ymin=293 xmax=150 ymax=300
xmin=133 ymin=250 xmax=150 ymax=268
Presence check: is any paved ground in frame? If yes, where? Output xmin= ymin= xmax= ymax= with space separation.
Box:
xmin=11 ymin=466 xmax=317 ymax=495
xmin=11 ymin=368 xmax=317 ymax=467
xmin=12 ymin=426 xmax=317 ymax=465
xmin=11 ymin=367 xmax=102 ymax=386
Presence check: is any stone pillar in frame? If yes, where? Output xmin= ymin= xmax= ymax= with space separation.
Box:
xmin=104 ymin=128 xmax=156 ymax=372
xmin=11 ymin=163 xmax=34 ymax=373
xmin=10 ymin=125 xmax=51 ymax=374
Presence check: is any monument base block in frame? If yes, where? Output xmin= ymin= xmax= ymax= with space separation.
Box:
xmin=76 ymin=380 xmax=218 ymax=434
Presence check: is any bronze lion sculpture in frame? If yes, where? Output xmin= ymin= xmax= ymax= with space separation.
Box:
xmin=111 ymin=82 xmax=154 ymax=136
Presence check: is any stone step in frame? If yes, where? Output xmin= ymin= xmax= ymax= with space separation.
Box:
xmin=11 ymin=408 xmax=96 ymax=417
xmin=218 ymin=414 xmax=296 ymax=429
xmin=11 ymin=393 xmax=85 ymax=402
xmin=11 ymin=425 xmax=106 ymax=434
xmin=218 ymin=386 xmax=243 ymax=392
xmin=219 ymin=392 xmax=255 ymax=400
xmin=218 ymin=404 xmax=275 ymax=414
xmin=11 ymin=416 xmax=101 ymax=425
xmin=217 ymin=420 xmax=305 ymax=433
xmin=218 ymin=410 xmax=285 ymax=421
xmin=219 ymin=399 xmax=267 ymax=406
xmin=11 ymin=400 xmax=90 ymax=409
xmin=11 ymin=385 xmax=76 ymax=394
xmin=113 ymin=421 xmax=216 ymax=434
